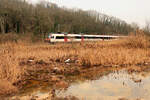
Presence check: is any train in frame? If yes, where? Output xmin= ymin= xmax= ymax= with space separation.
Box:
xmin=45 ymin=33 xmax=124 ymax=43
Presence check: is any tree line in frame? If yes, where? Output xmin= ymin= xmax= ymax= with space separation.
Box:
xmin=0 ymin=0 xmax=147 ymax=37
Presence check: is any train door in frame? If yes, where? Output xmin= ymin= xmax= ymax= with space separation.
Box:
xmin=64 ymin=34 xmax=68 ymax=42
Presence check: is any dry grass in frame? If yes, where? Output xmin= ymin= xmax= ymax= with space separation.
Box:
xmin=115 ymin=30 xmax=150 ymax=48
xmin=0 ymin=33 xmax=18 ymax=43
xmin=0 ymin=80 xmax=17 ymax=95
xmin=78 ymin=47 xmax=149 ymax=66
xmin=0 ymin=43 xmax=24 ymax=83
xmin=78 ymin=31 xmax=150 ymax=66
xmin=0 ymin=31 xmax=150 ymax=95
xmin=0 ymin=43 xmax=24 ymax=96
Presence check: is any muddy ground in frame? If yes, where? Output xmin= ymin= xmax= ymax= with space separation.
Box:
xmin=3 ymin=57 xmax=150 ymax=100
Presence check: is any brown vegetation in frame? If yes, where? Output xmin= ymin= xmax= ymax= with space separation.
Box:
xmin=0 ymin=80 xmax=17 ymax=96
xmin=0 ymin=32 xmax=150 ymax=96
xmin=0 ymin=42 xmax=25 ymax=96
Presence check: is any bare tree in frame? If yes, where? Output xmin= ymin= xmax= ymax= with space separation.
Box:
xmin=144 ymin=20 xmax=150 ymax=33
xmin=0 ymin=0 xmax=134 ymax=36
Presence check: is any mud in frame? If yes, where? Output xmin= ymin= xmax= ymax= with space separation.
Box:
xmin=3 ymin=58 xmax=150 ymax=100
xmin=57 ymin=70 xmax=150 ymax=100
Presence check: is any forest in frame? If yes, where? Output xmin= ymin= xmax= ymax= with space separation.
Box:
xmin=0 ymin=0 xmax=140 ymax=37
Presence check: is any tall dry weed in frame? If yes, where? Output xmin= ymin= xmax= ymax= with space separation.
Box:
xmin=78 ymin=47 xmax=149 ymax=66
xmin=0 ymin=33 xmax=18 ymax=43
xmin=119 ymin=30 xmax=150 ymax=48
xmin=0 ymin=43 xmax=24 ymax=95
xmin=0 ymin=80 xmax=17 ymax=95
xmin=0 ymin=31 xmax=150 ymax=95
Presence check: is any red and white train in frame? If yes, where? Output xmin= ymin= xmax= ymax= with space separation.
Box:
xmin=45 ymin=33 xmax=124 ymax=43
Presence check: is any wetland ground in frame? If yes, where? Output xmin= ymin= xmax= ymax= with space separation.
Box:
xmin=0 ymin=32 xmax=150 ymax=100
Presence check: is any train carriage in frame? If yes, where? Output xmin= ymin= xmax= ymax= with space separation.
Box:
xmin=45 ymin=33 xmax=123 ymax=43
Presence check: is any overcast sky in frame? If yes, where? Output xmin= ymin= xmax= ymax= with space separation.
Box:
xmin=29 ymin=0 xmax=150 ymax=27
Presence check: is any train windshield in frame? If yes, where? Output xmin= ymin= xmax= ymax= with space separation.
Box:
xmin=51 ymin=36 xmax=54 ymax=38
xmin=48 ymin=35 xmax=54 ymax=38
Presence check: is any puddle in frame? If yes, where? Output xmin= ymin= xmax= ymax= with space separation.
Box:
xmin=10 ymin=69 xmax=150 ymax=100
xmin=56 ymin=70 xmax=150 ymax=100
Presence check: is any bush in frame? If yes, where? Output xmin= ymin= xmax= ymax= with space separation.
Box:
xmin=125 ymin=30 xmax=150 ymax=48
xmin=0 ymin=33 xmax=19 ymax=43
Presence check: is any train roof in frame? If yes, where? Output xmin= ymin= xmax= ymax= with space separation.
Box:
xmin=50 ymin=33 xmax=124 ymax=37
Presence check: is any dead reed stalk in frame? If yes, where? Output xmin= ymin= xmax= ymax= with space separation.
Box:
xmin=0 ymin=31 xmax=150 ymax=95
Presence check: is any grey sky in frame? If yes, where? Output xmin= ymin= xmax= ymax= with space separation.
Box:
xmin=29 ymin=0 xmax=150 ymax=27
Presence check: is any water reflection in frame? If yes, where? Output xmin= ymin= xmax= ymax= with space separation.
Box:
xmin=57 ymin=70 xmax=150 ymax=100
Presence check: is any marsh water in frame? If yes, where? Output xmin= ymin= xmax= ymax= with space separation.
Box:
xmin=12 ymin=68 xmax=150 ymax=100
xmin=57 ymin=70 xmax=150 ymax=100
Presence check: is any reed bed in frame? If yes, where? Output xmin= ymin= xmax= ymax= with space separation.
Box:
xmin=0 ymin=32 xmax=150 ymax=95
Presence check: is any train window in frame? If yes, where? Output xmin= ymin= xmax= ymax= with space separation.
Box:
xmin=84 ymin=36 xmax=103 ymax=39
xmin=56 ymin=36 xmax=64 ymax=39
xmin=99 ymin=37 xmax=104 ymax=39
xmin=84 ymin=36 xmax=87 ymax=39
xmin=75 ymin=36 xmax=116 ymax=40
xmin=103 ymin=37 xmax=108 ymax=39
xmin=84 ymin=36 xmax=92 ymax=39
xmin=75 ymin=36 xmax=81 ymax=39
xmin=96 ymin=37 xmax=103 ymax=39
xmin=102 ymin=37 xmax=116 ymax=39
